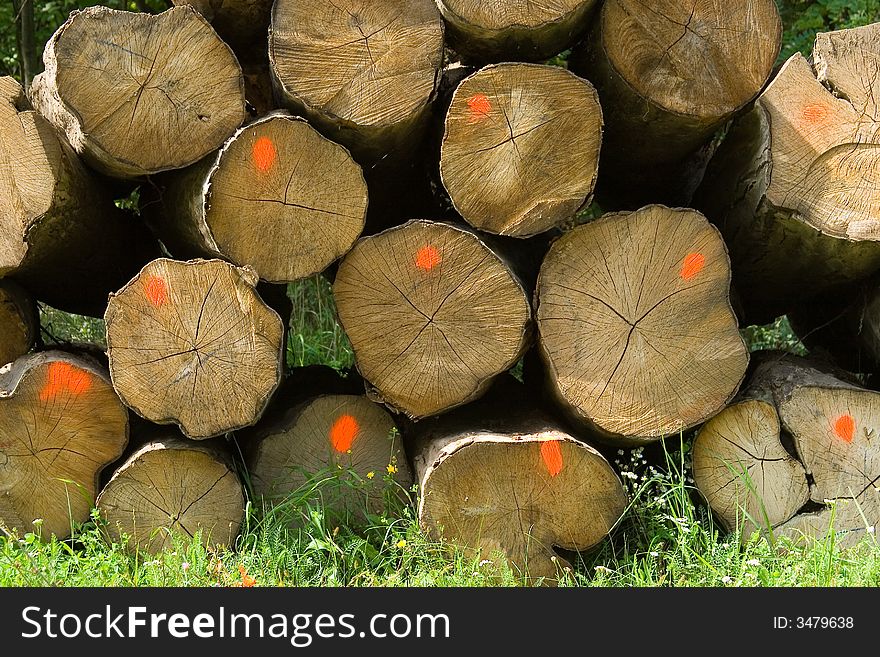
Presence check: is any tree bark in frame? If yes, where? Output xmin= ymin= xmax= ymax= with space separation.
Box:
xmin=0 ymin=280 xmax=37 ymax=366
xmin=333 ymin=220 xmax=533 ymax=419
xmin=29 ymin=6 xmax=246 ymax=179
xmin=11 ymin=0 xmax=38 ymax=91
xmin=570 ymin=0 xmax=781 ymax=210
xmin=535 ymin=205 xmax=749 ymax=444
xmin=696 ymin=24 xmax=880 ymax=325
xmin=104 ymin=258 xmax=285 ymax=439
xmin=439 ymin=63 xmax=602 ymax=238
xmin=97 ymin=436 xmax=244 ymax=554
xmin=0 ymin=351 xmax=129 ymax=539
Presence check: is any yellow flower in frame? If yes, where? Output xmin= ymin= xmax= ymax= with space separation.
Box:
xmin=387 ymin=464 xmax=397 ymax=474
xmin=366 ymin=471 xmax=375 ymax=479
xmin=396 ymin=539 xmax=407 ymax=549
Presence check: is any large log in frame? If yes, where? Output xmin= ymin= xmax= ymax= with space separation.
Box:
xmin=97 ymin=436 xmax=244 ymax=554
xmin=535 ymin=205 xmax=749 ymax=444
xmin=147 ymin=111 xmax=368 ymax=283
xmin=696 ymin=24 xmax=880 ymax=325
xmin=30 ymin=6 xmax=246 ymax=179
xmin=104 ymin=258 xmax=284 ymax=439
xmin=0 ymin=76 xmax=160 ymax=316
xmin=439 ymin=63 xmax=602 ymax=238
xmin=0 ymin=351 xmax=128 ymax=539
xmin=411 ymin=382 xmax=627 ymax=583
xmin=0 ymin=281 xmax=38 ymax=366
xmin=570 ymin=0 xmax=781 ymax=209
xmin=694 ymin=354 xmax=880 ymax=548
xmin=437 ymin=0 xmax=599 ymax=63
xmin=245 ymin=367 xmax=412 ymax=521
xmin=333 ymin=220 xmax=532 ymax=418
xmin=269 ymin=0 xmax=444 ymax=164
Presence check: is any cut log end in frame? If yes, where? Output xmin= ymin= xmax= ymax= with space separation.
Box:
xmin=270 ymin=0 xmax=443 ymax=129
xmin=105 ymin=258 xmax=284 ymax=439
xmin=249 ymin=394 xmax=411 ymax=515
xmin=536 ymin=205 xmax=748 ymax=442
xmin=0 ymin=281 xmax=38 ymax=366
xmin=440 ymin=64 xmax=602 ymax=237
xmin=602 ymin=0 xmax=781 ymax=119
xmin=0 ymin=352 xmax=129 ymax=539
xmin=33 ymin=6 xmax=245 ymax=178
xmin=97 ymin=438 xmax=244 ymax=554
xmin=417 ymin=430 xmax=627 ymax=583
xmin=333 ymin=220 xmax=532 ymax=418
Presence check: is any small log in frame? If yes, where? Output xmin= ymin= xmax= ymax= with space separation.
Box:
xmin=412 ymin=407 xmax=627 ymax=583
xmin=570 ymin=0 xmax=781 ymax=209
xmin=173 ymin=0 xmax=272 ymax=62
xmin=148 ymin=112 xmax=368 ymax=283
xmin=30 ymin=6 xmax=246 ymax=179
xmin=0 ymin=351 xmax=129 ymax=539
xmin=97 ymin=437 xmax=244 ymax=554
xmin=104 ymin=258 xmax=284 ymax=439
xmin=437 ymin=0 xmax=599 ymax=63
xmin=535 ymin=205 xmax=749 ymax=444
xmin=694 ymin=354 xmax=880 ymax=547
xmin=0 ymin=281 xmax=38 ymax=366
xmin=439 ymin=63 xmax=602 ymax=238
xmin=696 ymin=24 xmax=880 ymax=324
xmin=245 ymin=372 xmax=411 ymax=519
xmin=269 ymin=0 xmax=444 ymax=164
xmin=1 ymin=76 xmax=160 ymax=316
xmin=333 ymin=220 xmax=532 ymax=418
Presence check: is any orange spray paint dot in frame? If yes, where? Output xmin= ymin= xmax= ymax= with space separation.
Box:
xmin=415 ymin=245 xmax=441 ymax=272
xmin=40 ymin=362 xmax=93 ymax=401
xmin=541 ymin=440 xmax=564 ymax=477
xmin=145 ymin=276 xmax=168 ymax=308
xmin=467 ymin=93 xmax=492 ymax=122
xmin=680 ymin=253 xmax=706 ymax=281
xmin=252 ymin=136 xmax=277 ymax=172
xmin=330 ymin=414 xmax=360 ymax=453
xmin=834 ymin=414 xmax=855 ymax=443
xmin=802 ymin=104 xmax=830 ymax=125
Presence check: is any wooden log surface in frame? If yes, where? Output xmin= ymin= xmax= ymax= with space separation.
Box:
xmin=104 ymin=258 xmax=284 ymax=439
xmin=333 ymin=220 xmax=532 ymax=418
xmin=439 ymin=63 xmax=602 ymax=238
xmin=30 ymin=6 xmax=246 ymax=179
xmin=697 ymin=23 xmax=880 ymax=324
xmin=148 ymin=111 xmax=368 ymax=283
xmin=173 ymin=0 xmax=272 ymax=62
xmin=0 ymin=351 xmax=129 ymax=539
xmin=535 ymin=205 xmax=749 ymax=444
xmin=571 ymin=0 xmax=781 ymax=209
xmin=97 ymin=436 xmax=244 ymax=554
xmin=0 ymin=280 xmax=38 ymax=366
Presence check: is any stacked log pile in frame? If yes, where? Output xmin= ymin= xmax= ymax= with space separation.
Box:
xmin=3 ymin=0 xmax=880 ymax=580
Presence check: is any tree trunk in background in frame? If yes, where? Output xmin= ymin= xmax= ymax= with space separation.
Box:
xmin=333 ymin=220 xmax=533 ymax=419
xmin=570 ymin=0 xmax=781 ymax=210
xmin=0 ymin=351 xmax=129 ymax=540
xmin=437 ymin=0 xmax=599 ymax=63
xmin=439 ymin=63 xmax=602 ymax=238
xmin=104 ymin=258 xmax=285 ymax=440
xmin=693 ymin=353 xmax=880 ymax=549
xmin=12 ymin=0 xmax=38 ymax=91
xmin=30 ymin=6 xmax=246 ymax=179
xmin=0 ymin=76 xmax=161 ymax=317
xmin=535 ymin=205 xmax=749 ymax=445
xmin=97 ymin=437 xmax=244 ymax=554
xmin=696 ymin=24 xmax=880 ymax=325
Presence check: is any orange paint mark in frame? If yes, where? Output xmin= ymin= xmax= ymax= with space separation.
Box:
xmin=330 ymin=414 xmax=360 ymax=453
xmin=415 ymin=245 xmax=441 ymax=272
xmin=802 ymin=103 xmax=830 ymax=125
xmin=39 ymin=362 xmax=93 ymax=402
xmin=467 ymin=93 xmax=492 ymax=122
xmin=834 ymin=414 xmax=855 ymax=443
xmin=144 ymin=276 xmax=168 ymax=308
xmin=252 ymin=136 xmax=277 ymax=173
xmin=541 ymin=440 xmax=564 ymax=477
xmin=680 ymin=252 xmax=705 ymax=281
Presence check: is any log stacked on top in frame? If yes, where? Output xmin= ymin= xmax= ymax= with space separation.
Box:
xmin=5 ymin=0 xmax=880 ymax=572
